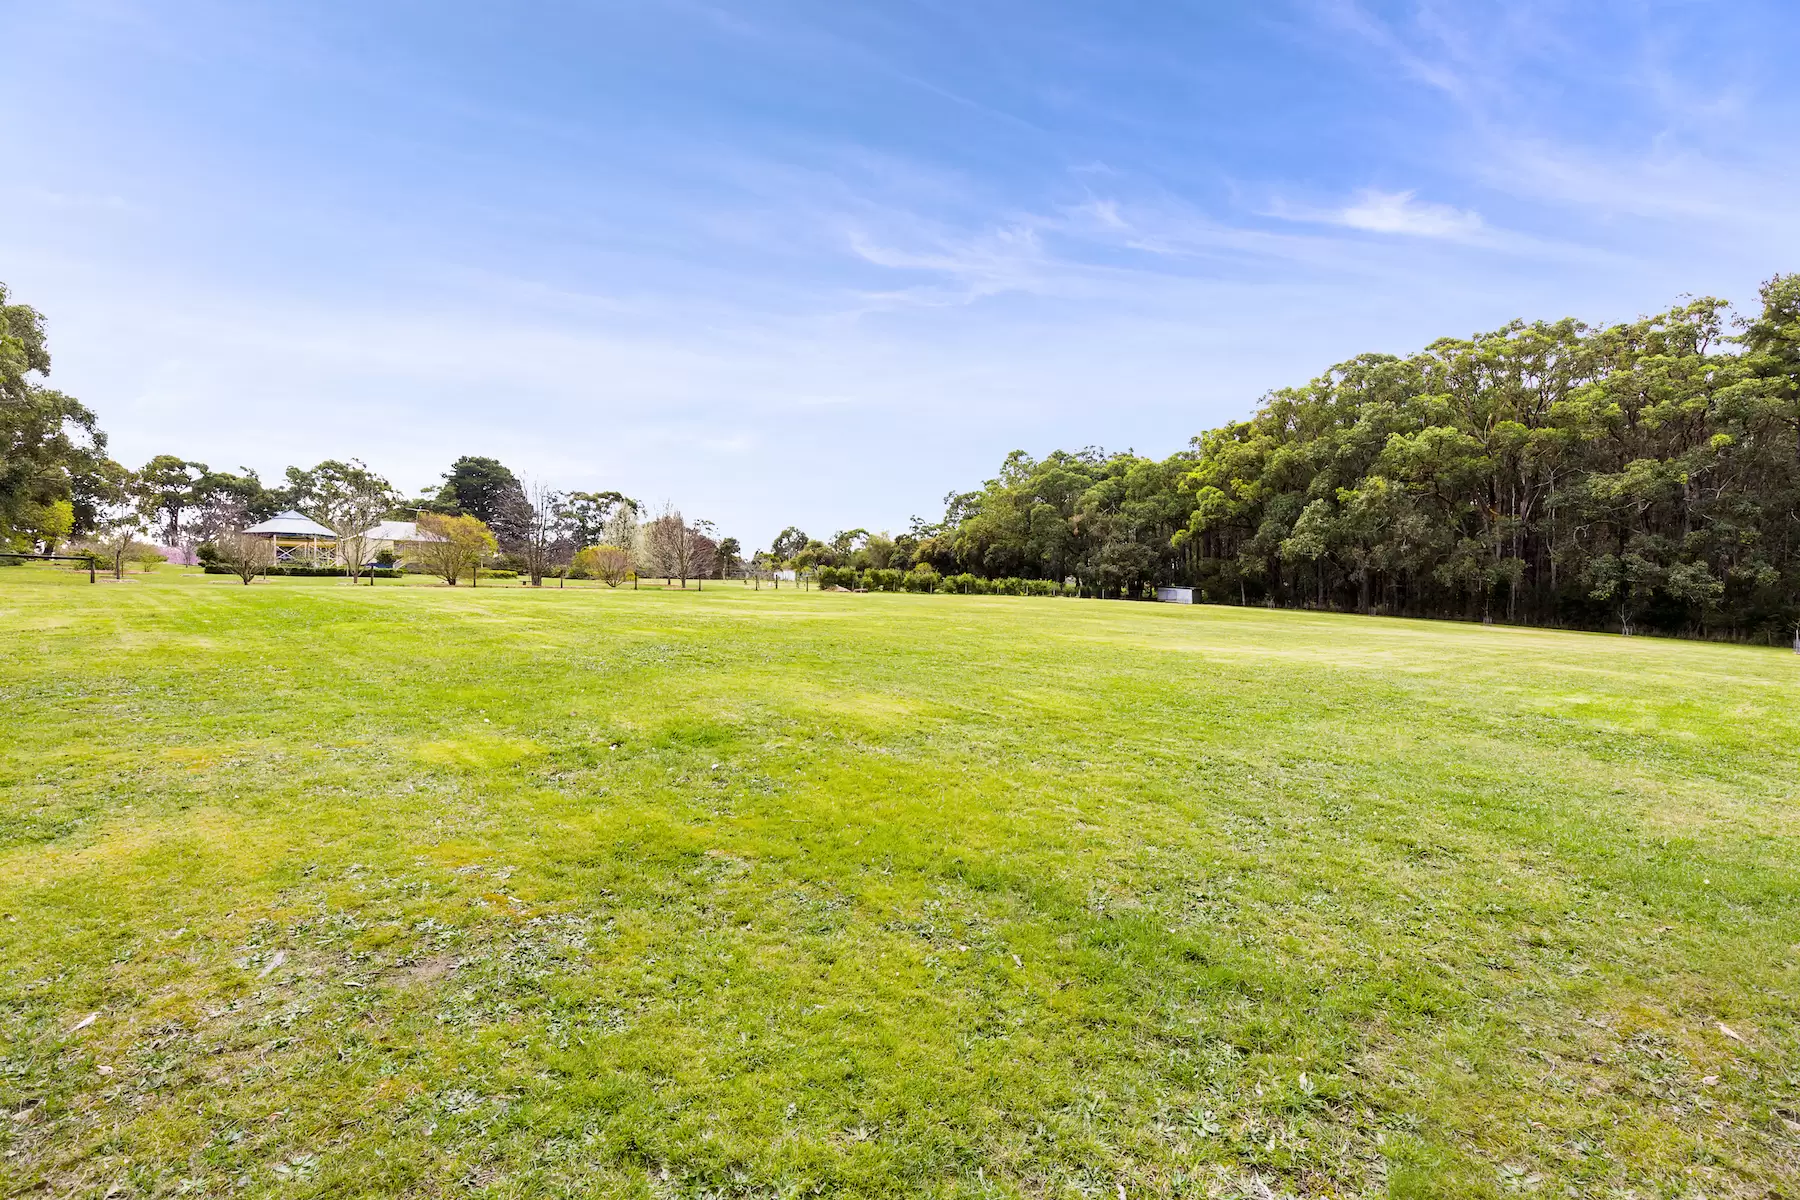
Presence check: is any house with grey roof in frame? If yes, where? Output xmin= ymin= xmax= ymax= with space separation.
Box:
xmin=353 ymin=519 xmax=444 ymax=567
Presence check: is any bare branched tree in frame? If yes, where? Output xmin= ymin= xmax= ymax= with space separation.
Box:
xmin=208 ymin=506 xmax=275 ymax=585
xmin=686 ymin=519 xmax=718 ymax=589
xmin=519 ymin=479 xmax=568 ymax=587
xmin=639 ymin=505 xmax=717 ymax=588
xmin=91 ymin=501 xmax=146 ymax=580
xmin=591 ymin=545 xmax=631 ymax=586
xmin=642 ymin=504 xmax=683 ymax=584
xmin=669 ymin=514 xmax=700 ymax=587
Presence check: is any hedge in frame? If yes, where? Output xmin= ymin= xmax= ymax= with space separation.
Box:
xmin=814 ymin=566 xmax=1075 ymax=597
xmin=203 ymin=566 xmax=403 ymax=578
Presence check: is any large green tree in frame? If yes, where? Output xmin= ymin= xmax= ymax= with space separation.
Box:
xmin=561 ymin=490 xmax=634 ymax=548
xmin=770 ymin=526 xmax=809 ymax=563
xmin=431 ymin=456 xmax=530 ymax=545
xmin=0 ymin=283 xmax=112 ymax=548
xmin=135 ymin=456 xmax=211 ymax=545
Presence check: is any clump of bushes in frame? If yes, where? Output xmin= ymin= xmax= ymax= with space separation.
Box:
xmin=570 ymin=544 xmax=632 ymax=586
xmin=903 ymin=566 xmax=940 ymax=592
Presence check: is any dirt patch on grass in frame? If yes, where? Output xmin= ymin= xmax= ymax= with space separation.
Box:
xmin=394 ymin=952 xmax=460 ymax=985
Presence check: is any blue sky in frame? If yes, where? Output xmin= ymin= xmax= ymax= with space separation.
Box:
xmin=4 ymin=1 xmax=1798 ymax=550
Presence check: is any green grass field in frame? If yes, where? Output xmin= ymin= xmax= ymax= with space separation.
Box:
xmin=3 ymin=568 xmax=1797 ymax=1198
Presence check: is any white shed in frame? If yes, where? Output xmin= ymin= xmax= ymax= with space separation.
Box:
xmin=1155 ymin=586 xmax=1197 ymax=604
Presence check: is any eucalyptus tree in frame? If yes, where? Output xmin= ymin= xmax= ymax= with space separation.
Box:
xmin=287 ymin=460 xmax=396 ymax=581
xmin=562 ymin=490 xmax=633 ymax=548
xmin=134 ymin=456 xmax=211 ymax=546
xmin=770 ymin=526 xmax=808 ymax=563
xmin=0 ymin=282 xmax=115 ymax=549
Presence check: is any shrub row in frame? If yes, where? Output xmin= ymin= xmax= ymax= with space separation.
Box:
xmin=199 ymin=565 xmax=527 ymax=580
xmin=816 ymin=566 xmax=937 ymax=592
xmin=397 ymin=565 xmax=519 ymax=579
xmin=815 ymin=566 xmax=1075 ymax=596
xmin=940 ymin=573 xmax=1075 ymax=597
xmin=202 ymin=565 xmax=403 ymax=578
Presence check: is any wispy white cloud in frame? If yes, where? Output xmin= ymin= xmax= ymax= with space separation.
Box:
xmin=1330 ymin=189 xmax=1484 ymax=239
xmin=1308 ymin=0 xmax=1471 ymax=101
xmin=1295 ymin=0 xmax=1800 ymax=271
xmin=1479 ymin=138 xmax=1800 ymax=236
xmin=821 ymin=169 xmax=1612 ymax=320
xmin=846 ymin=222 xmax=1048 ymax=294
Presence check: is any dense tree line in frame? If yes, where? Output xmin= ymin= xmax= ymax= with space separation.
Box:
xmin=777 ymin=277 xmax=1799 ymax=640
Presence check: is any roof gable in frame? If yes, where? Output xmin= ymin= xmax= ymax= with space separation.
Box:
xmin=243 ymin=510 xmax=338 ymax=537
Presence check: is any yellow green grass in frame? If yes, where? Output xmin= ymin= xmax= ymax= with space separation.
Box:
xmin=2 ymin=568 xmax=1797 ymax=1197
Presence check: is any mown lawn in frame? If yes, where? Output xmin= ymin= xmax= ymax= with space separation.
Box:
xmin=2 ymin=568 xmax=1797 ymax=1198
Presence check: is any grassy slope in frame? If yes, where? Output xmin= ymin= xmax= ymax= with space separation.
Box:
xmin=1 ymin=568 xmax=1796 ymax=1198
